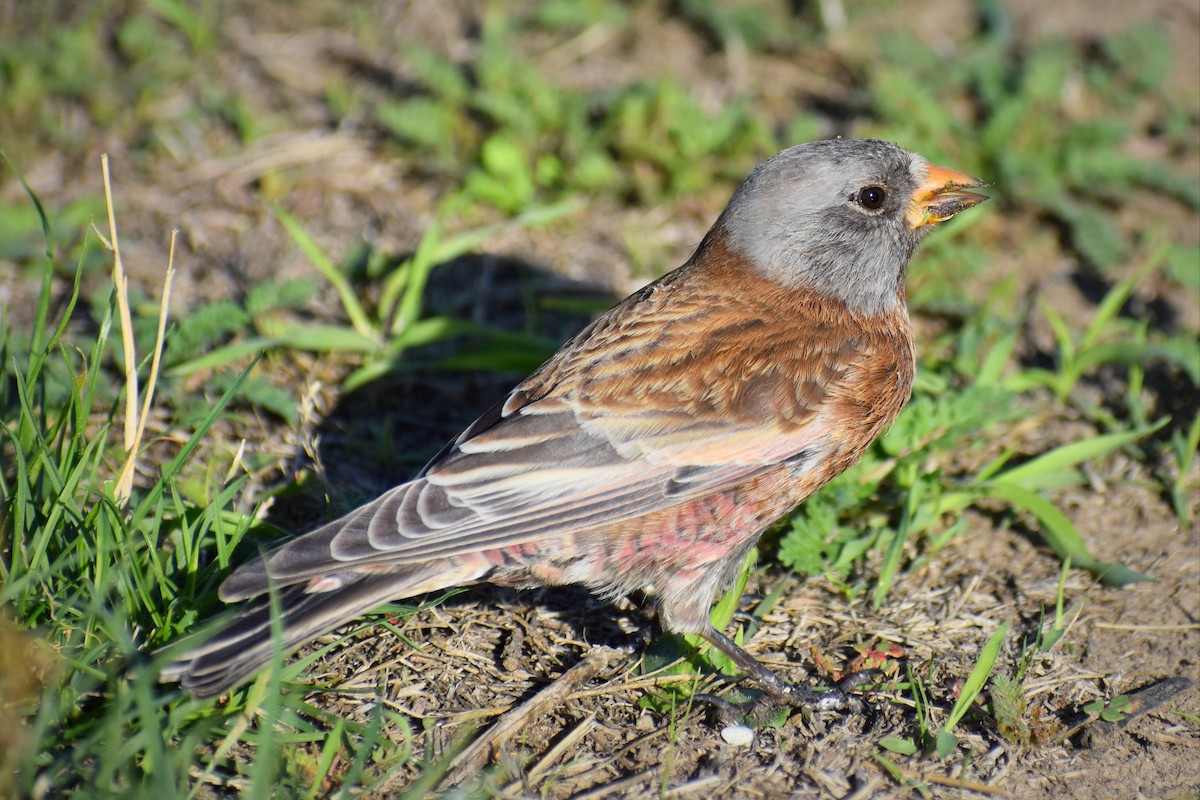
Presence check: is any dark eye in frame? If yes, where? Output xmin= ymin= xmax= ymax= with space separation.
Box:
xmin=859 ymin=186 xmax=887 ymax=210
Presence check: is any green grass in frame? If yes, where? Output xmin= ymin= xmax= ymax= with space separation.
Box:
xmin=1 ymin=0 xmax=1197 ymax=796
xmin=0 ymin=198 xmax=424 ymax=795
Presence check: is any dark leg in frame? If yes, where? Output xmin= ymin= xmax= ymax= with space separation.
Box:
xmin=700 ymin=628 xmax=868 ymax=714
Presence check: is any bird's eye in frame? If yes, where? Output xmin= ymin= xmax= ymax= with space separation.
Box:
xmin=859 ymin=186 xmax=887 ymax=210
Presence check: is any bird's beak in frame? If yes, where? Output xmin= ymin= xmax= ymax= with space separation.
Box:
xmin=906 ymin=163 xmax=989 ymax=230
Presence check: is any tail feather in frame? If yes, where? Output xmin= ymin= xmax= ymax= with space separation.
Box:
xmin=216 ymin=523 xmax=344 ymax=603
xmin=162 ymin=568 xmax=452 ymax=698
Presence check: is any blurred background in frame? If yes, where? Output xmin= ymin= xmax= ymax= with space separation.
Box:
xmin=2 ymin=0 xmax=1195 ymax=305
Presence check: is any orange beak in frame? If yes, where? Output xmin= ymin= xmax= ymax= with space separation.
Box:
xmin=906 ymin=163 xmax=989 ymax=230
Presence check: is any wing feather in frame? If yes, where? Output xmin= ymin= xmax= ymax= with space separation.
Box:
xmin=229 ymin=267 xmax=863 ymax=599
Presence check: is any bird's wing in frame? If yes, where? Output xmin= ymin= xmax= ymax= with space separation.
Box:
xmin=228 ymin=278 xmax=861 ymax=596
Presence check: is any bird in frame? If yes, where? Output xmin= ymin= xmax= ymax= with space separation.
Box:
xmin=161 ymin=138 xmax=988 ymax=701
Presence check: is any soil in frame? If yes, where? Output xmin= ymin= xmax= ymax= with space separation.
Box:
xmin=2 ymin=1 xmax=1197 ymax=798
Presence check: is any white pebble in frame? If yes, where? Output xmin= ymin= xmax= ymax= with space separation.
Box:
xmin=720 ymin=724 xmax=755 ymax=746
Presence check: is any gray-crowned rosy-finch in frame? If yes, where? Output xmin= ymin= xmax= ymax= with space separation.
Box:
xmin=162 ymin=138 xmax=988 ymax=701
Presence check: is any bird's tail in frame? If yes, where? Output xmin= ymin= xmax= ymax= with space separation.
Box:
xmin=159 ymin=565 xmax=477 ymax=699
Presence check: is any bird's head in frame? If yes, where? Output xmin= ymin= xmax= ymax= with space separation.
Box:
xmin=717 ymin=138 xmax=988 ymax=317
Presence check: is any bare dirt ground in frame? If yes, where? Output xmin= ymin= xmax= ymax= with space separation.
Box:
xmin=3 ymin=1 xmax=1197 ymax=798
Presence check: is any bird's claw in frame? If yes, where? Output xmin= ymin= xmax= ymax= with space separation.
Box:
xmin=700 ymin=669 xmax=880 ymax=726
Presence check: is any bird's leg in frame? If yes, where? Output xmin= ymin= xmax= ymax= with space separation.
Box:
xmin=700 ymin=629 xmax=864 ymax=715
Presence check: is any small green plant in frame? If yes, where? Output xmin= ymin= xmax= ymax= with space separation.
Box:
xmin=779 ymin=380 xmax=1158 ymax=595
xmin=154 ymin=192 xmax=579 ymax=405
xmin=373 ymin=18 xmax=776 ymax=212
xmin=1163 ymin=410 xmax=1200 ymax=523
xmin=2 ymin=170 xmax=239 ymax=795
xmin=862 ymin=11 xmax=1197 ymax=275
xmin=1035 ymin=558 xmax=1078 ymax=654
xmin=989 ymin=561 xmax=1076 ymax=748
xmin=0 ymin=164 xmax=419 ymax=797
xmin=262 ymin=193 xmax=578 ymax=391
xmin=0 ymin=2 xmax=226 ymax=167
xmin=1083 ymin=694 xmax=1133 ymax=723
xmin=933 ymin=621 xmax=1009 ymax=757
xmin=1007 ymin=247 xmax=1199 ymax=405
xmin=990 ymin=673 xmax=1030 ymax=745
xmin=882 ymin=622 xmax=1009 ymax=759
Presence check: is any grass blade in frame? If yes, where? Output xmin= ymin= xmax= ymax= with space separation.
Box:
xmin=271 ymin=200 xmax=377 ymax=342
xmin=980 ymin=482 xmax=1148 ymax=585
xmin=990 ymin=419 xmax=1167 ymax=489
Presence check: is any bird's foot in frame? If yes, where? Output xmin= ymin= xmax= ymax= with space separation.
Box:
xmin=696 ymin=628 xmax=880 ymax=725
xmin=699 ymin=669 xmax=878 ymax=726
